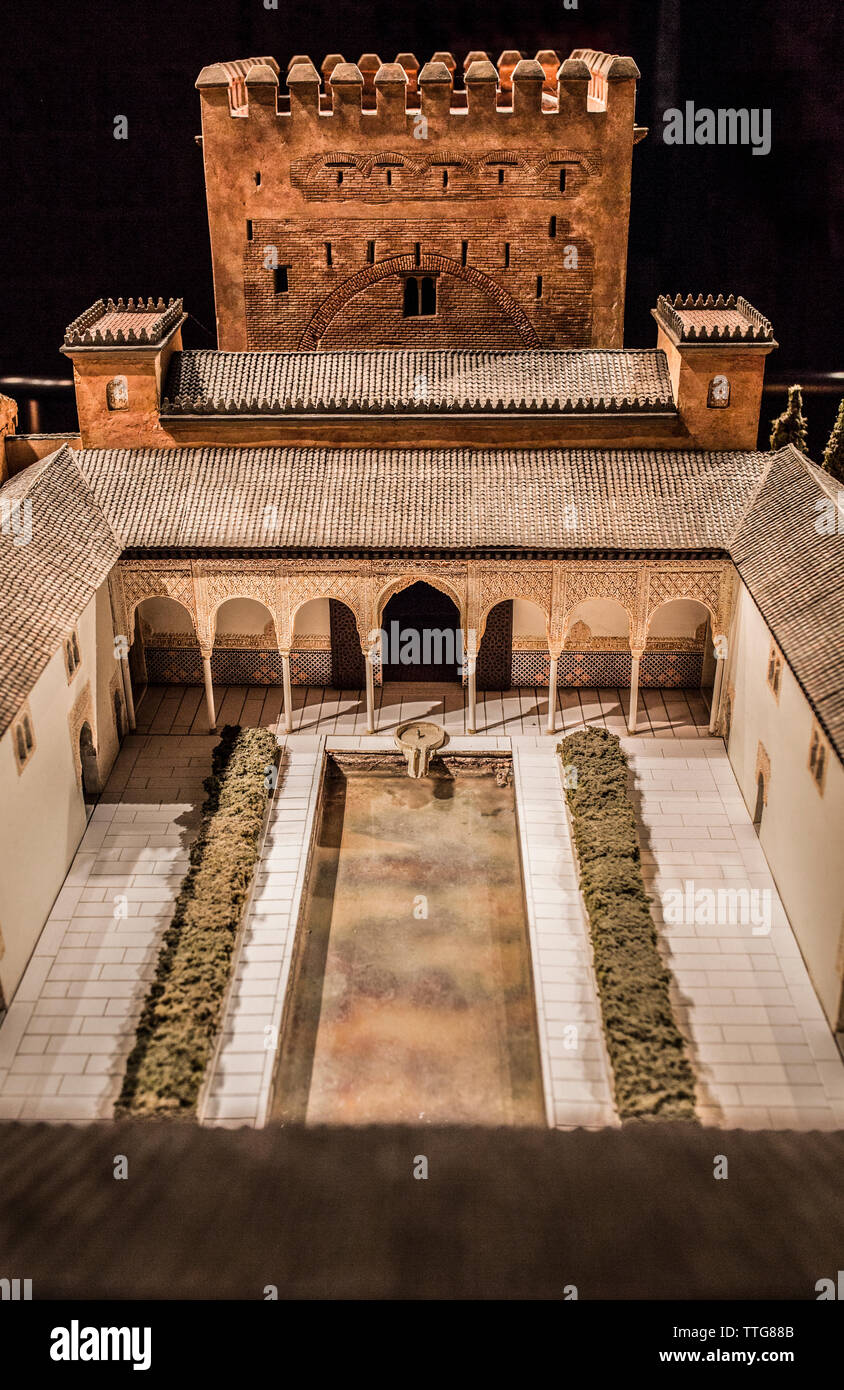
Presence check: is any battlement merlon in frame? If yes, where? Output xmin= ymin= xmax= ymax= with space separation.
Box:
xmin=195 ymin=49 xmax=645 ymax=142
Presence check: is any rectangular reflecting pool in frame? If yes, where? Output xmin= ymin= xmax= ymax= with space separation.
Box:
xmin=270 ymin=754 xmax=545 ymax=1126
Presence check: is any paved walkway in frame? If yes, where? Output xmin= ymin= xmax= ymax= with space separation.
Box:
xmin=135 ymin=682 xmax=711 ymax=740
xmin=626 ymin=737 xmax=844 ymax=1129
xmin=0 ymin=735 xmax=215 ymax=1121
xmin=3 ymin=721 xmax=842 ymax=1130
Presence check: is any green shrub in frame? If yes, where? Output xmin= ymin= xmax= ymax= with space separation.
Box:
xmin=558 ymin=726 xmax=696 ymax=1121
xmin=117 ymin=725 xmax=279 ymax=1117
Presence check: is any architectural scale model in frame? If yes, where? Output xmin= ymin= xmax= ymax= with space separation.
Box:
xmin=0 ymin=45 xmax=841 ymax=1132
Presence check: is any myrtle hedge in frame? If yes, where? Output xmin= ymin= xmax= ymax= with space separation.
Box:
xmin=117 ymin=725 xmax=279 ymax=1117
xmin=558 ymin=726 xmax=697 ymax=1121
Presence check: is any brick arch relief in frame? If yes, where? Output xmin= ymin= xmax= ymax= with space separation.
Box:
xmin=299 ymin=254 xmax=542 ymax=349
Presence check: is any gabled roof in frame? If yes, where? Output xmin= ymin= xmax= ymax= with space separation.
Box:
xmin=0 ymin=448 xmax=121 ymax=734
xmin=1 ymin=443 xmax=842 ymax=766
xmin=729 ymin=446 xmax=844 ymax=756
xmin=76 ymin=444 xmax=766 ymax=552
xmin=161 ymin=348 xmax=676 ymax=416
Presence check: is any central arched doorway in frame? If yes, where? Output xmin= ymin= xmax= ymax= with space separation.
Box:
xmin=381 ymin=582 xmax=462 ymax=683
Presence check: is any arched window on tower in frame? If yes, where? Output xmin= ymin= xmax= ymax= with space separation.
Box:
xmin=403 ymin=277 xmax=419 ymax=317
xmin=420 ymin=276 xmax=437 ymax=316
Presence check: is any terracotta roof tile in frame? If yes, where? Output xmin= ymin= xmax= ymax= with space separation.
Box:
xmin=161 ymin=349 xmax=675 ymax=416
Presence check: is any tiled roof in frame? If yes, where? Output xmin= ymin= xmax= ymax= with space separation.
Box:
xmin=729 ymin=447 xmax=844 ymax=756
xmin=76 ymin=444 xmax=767 ymax=551
xmin=161 ymin=349 xmax=676 ymax=415
xmin=63 ymin=298 xmax=185 ymax=348
xmin=0 ymin=448 xmax=121 ymax=735
xmin=2 ymin=443 xmax=842 ymax=764
xmin=653 ymin=294 xmax=774 ymax=344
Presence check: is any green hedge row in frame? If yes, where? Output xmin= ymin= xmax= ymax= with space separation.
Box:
xmin=558 ymin=726 xmax=697 ymax=1121
xmin=117 ymin=725 xmax=279 ymax=1117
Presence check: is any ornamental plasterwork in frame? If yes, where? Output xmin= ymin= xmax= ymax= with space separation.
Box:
xmin=561 ymin=565 xmax=640 ymax=633
xmin=645 ymin=566 xmax=723 ymax=631
xmin=120 ymin=563 xmax=197 ymax=632
xmin=474 ymin=568 xmax=553 ymax=642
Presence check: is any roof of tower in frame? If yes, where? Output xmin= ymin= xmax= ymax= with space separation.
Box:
xmin=161 ymin=349 xmax=676 ymax=417
xmin=63 ymin=298 xmax=185 ymax=349
xmin=653 ymin=295 xmax=775 ymax=345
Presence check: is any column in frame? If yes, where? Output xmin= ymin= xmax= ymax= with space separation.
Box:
xmin=281 ymin=651 xmax=293 ymax=734
xmin=628 ymin=649 xmax=642 ymax=735
xmin=709 ymin=649 xmax=726 ymax=735
xmin=120 ymin=654 xmax=136 ymax=731
xmin=201 ymin=649 xmax=217 ymax=733
xmin=364 ymin=646 xmax=376 ymax=734
xmin=467 ymin=657 xmax=477 ymax=734
xmin=546 ymin=652 xmax=559 ymax=734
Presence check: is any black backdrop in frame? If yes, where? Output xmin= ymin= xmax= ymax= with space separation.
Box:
xmin=2 ymin=0 xmax=841 ymax=444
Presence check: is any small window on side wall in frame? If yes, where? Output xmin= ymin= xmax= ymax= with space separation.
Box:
xmin=808 ymin=723 xmax=828 ymax=793
xmin=64 ymin=628 xmax=82 ymax=682
xmin=707 ymin=374 xmax=731 ymax=408
xmin=106 ymin=376 xmax=129 ymax=411
xmin=12 ymin=708 xmax=35 ymax=774
xmin=766 ymin=640 xmax=783 ymax=700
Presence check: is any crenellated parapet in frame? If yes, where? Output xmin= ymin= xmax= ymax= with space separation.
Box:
xmin=196 ymin=47 xmax=640 ymax=128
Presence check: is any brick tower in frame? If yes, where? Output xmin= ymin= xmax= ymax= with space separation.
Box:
xmin=195 ymin=49 xmax=645 ymax=352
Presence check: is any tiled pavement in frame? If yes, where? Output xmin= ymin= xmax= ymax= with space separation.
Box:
xmin=625 ymin=737 xmax=844 ymax=1130
xmin=0 ymin=735 xmax=215 ymax=1121
xmin=135 ymin=681 xmax=711 ymax=740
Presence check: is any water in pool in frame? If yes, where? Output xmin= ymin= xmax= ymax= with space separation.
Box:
xmin=270 ymin=757 xmax=545 ymax=1126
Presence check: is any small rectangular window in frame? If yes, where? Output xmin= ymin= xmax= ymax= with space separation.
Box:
xmin=766 ymin=641 xmax=783 ymax=699
xmin=246 ymin=219 xmax=253 ymax=241
xmin=461 ymin=240 xmax=468 ymax=267
xmin=273 ymin=266 xmax=289 ymax=293
xmin=549 ymin=215 xmax=557 ymax=238
xmin=325 ymin=242 xmax=333 ymax=267
xmin=808 ymin=724 xmax=828 ymax=792
xmin=504 ymin=243 xmax=510 ymax=269
xmin=442 ymin=169 xmax=448 ymax=188
xmin=414 ymin=242 xmax=421 ymax=266
xmin=559 ymin=168 xmax=567 ymax=192
xmin=337 ymin=170 xmax=343 ymax=185
xmin=498 ymin=168 xmax=505 ymax=184
xmin=366 ymin=240 xmax=375 ymax=265
xmin=536 ymin=275 xmax=543 ymax=299
xmin=254 ymin=171 xmax=261 ymax=187
xmin=386 ymin=169 xmax=392 ymax=186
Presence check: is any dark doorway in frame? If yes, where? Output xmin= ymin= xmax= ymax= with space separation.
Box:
xmin=329 ymin=600 xmax=365 ymax=687
xmin=381 ymin=582 xmax=462 ymax=682
xmin=79 ymin=722 xmax=99 ymax=808
xmin=477 ymin=601 xmax=513 ymax=691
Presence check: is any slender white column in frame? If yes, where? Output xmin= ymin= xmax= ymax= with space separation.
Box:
xmin=364 ymin=648 xmax=376 ymax=734
xmin=546 ymin=654 xmax=558 ymax=734
xmin=709 ymin=652 xmax=726 ymax=735
xmin=627 ymin=650 xmax=642 ymax=735
xmin=281 ymin=651 xmax=293 ymax=734
xmin=120 ymin=654 xmax=136 ymax=731
xmin=467 ymin=659 xmax=477 ymax=734
xmin=201 ymin=651 xmax=217 ymax=733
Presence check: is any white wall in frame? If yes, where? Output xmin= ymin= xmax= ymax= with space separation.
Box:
xmin=726 ymin=581 xmax=844 ymax=1029
xmin=0 ymin=582 xmax=123 ymax=1004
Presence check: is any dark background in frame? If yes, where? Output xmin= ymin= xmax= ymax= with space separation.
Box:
xmin=1 ymin=0 xmax=841 ymax=447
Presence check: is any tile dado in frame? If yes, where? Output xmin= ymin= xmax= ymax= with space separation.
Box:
xmin=145 ymin=646 xmax=704 ymax=690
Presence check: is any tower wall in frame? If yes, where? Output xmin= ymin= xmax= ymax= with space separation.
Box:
xmin=196 ymin=51 xmax=642 ymax=351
